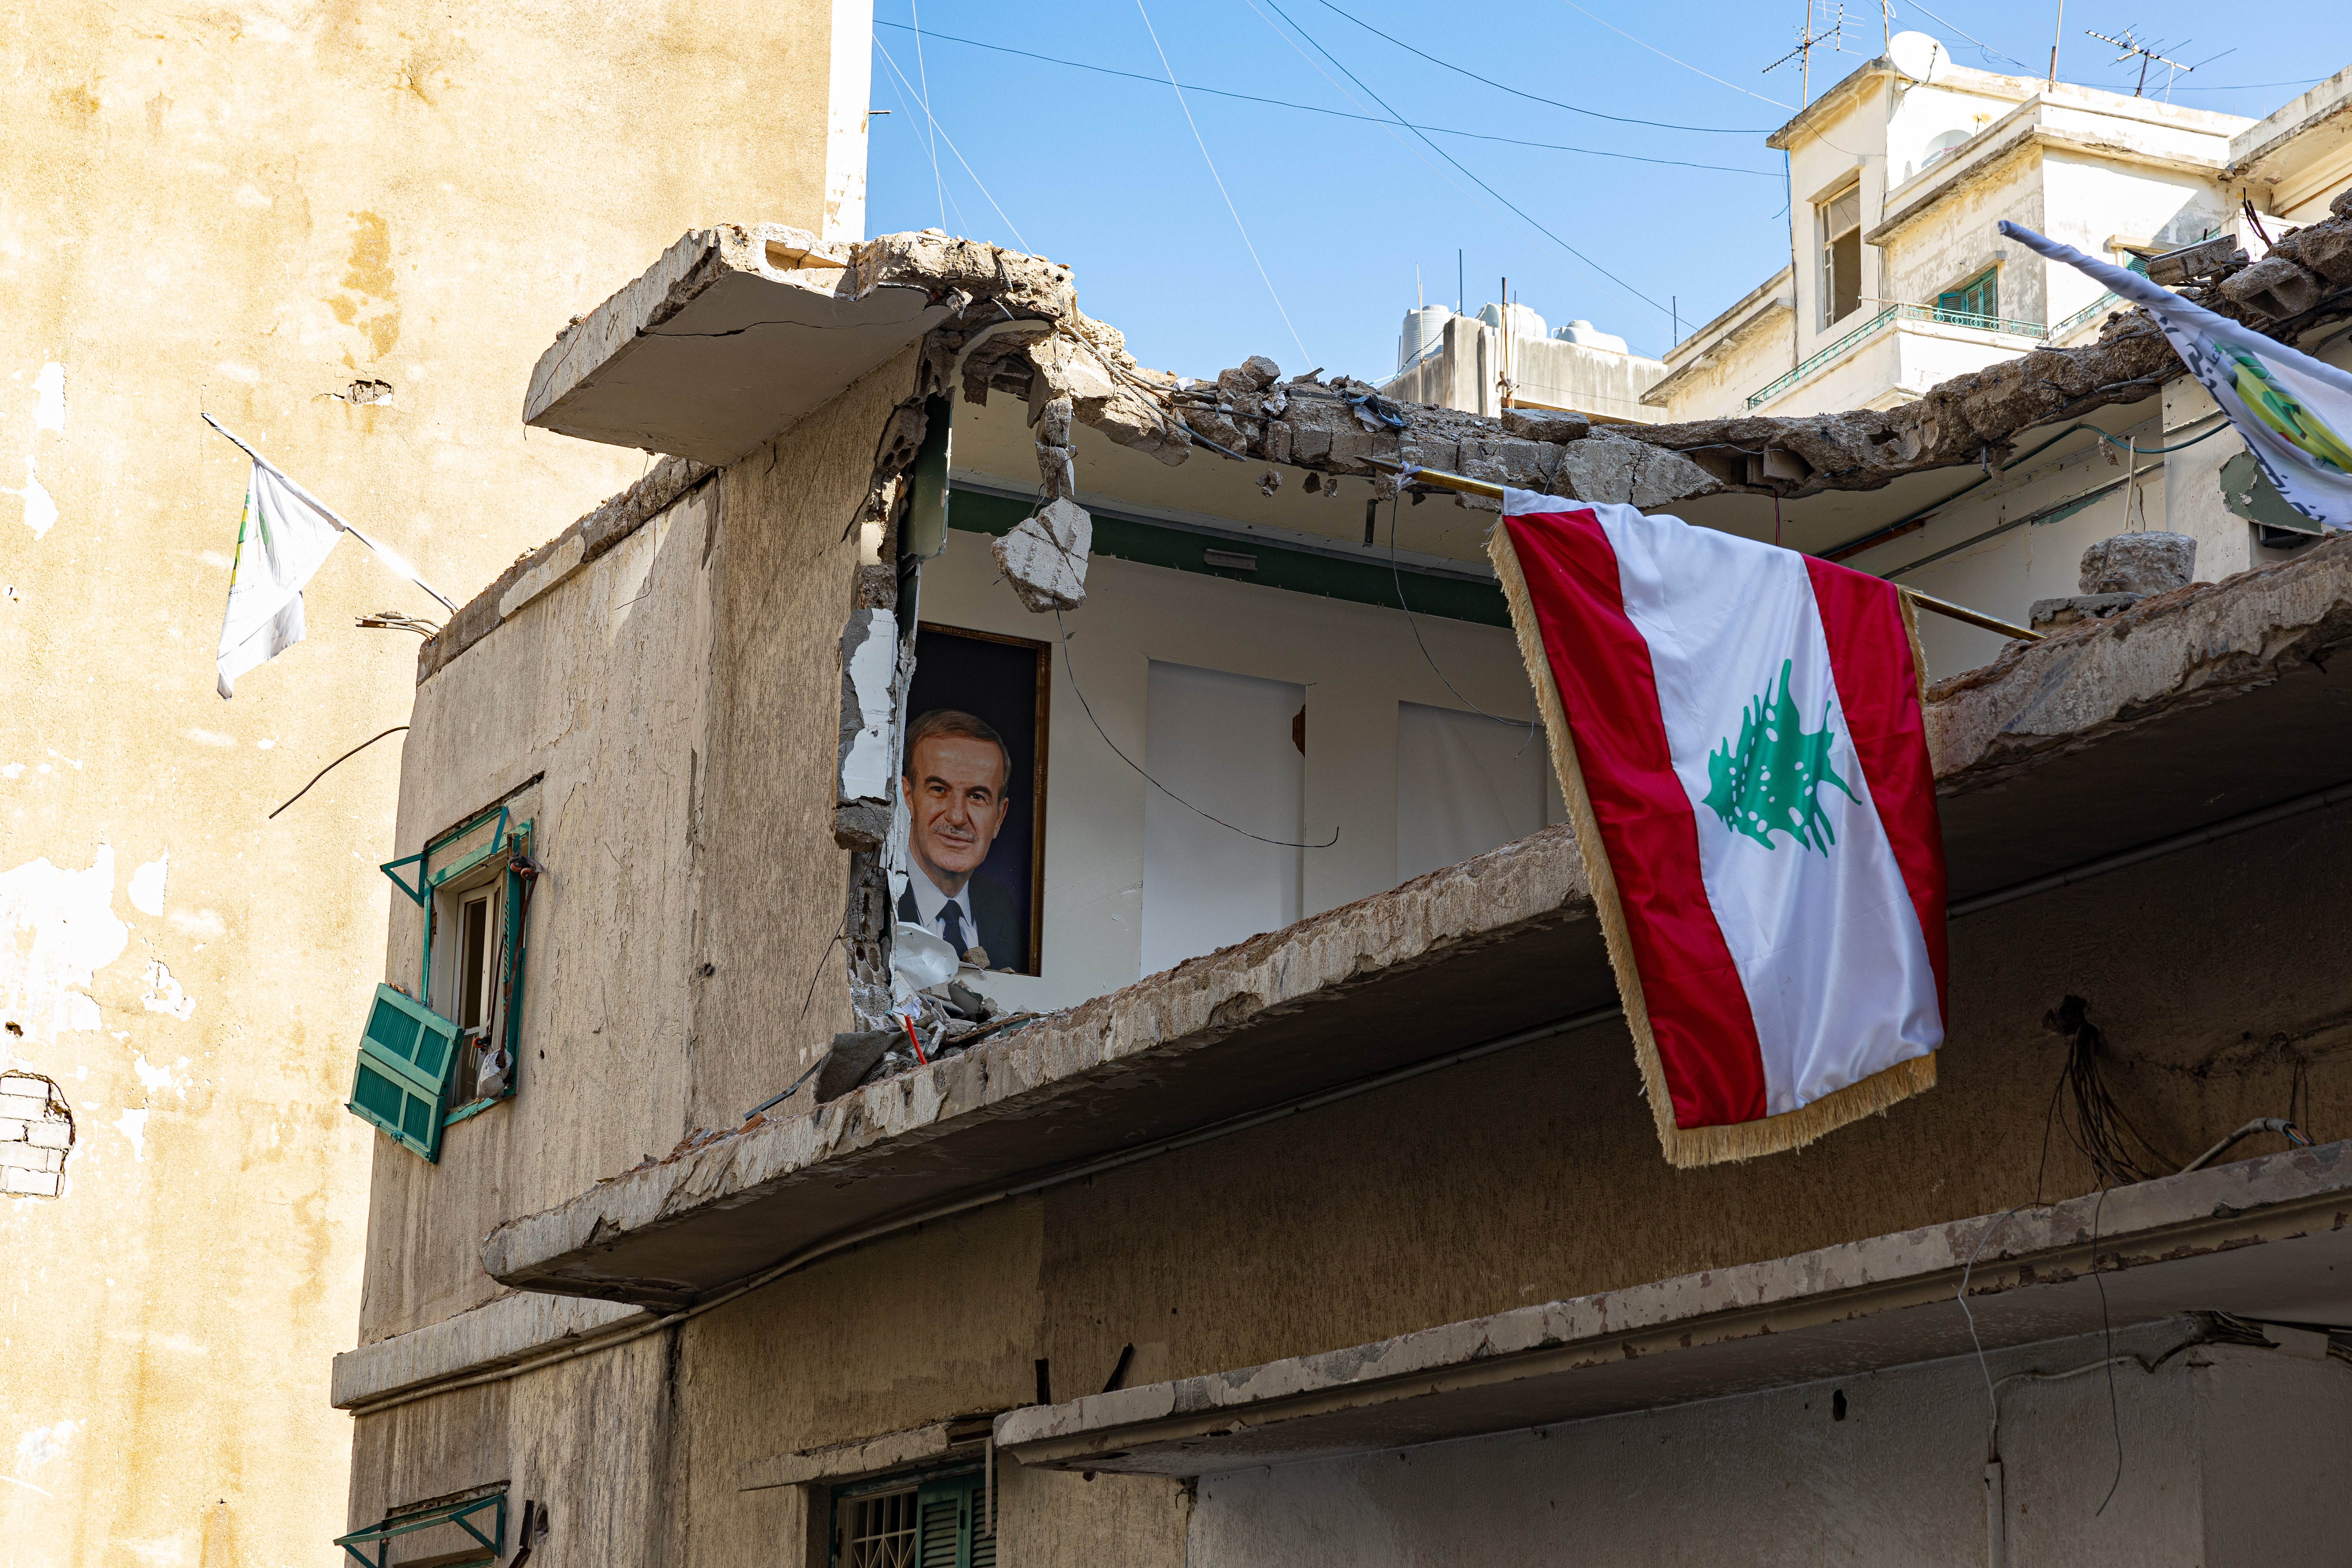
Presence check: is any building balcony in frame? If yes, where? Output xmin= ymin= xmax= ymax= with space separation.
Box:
xmin=473 ymin=539 xmax=2352 ymax=1312
xmin=1747 ymin=303 xmax=2049 ymax=414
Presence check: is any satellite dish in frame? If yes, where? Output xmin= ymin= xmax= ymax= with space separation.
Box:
xmin=1888 ymin=30 xmax=1945 ymax=82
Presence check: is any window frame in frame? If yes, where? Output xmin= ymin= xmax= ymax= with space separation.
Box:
xmin=831 ymin=1463 xmax=995 ymax=1568
xmin=1816 ymin=179 xmax=1864 ymax=330
xmin=361 ymin=802 xmax=535 ymax=1159
xmin=1935 ymin=267 xmax=2000 ymax=327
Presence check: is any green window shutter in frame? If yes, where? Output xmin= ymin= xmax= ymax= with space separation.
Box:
xmin=911 ymin=1472 xmax=995 ymax=1568
xmin=348 ymin=984 xmax=460 ymax=1161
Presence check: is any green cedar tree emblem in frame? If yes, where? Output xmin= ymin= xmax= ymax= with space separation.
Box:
xmin=1702 ymin=658 xmax=1857 ymax=855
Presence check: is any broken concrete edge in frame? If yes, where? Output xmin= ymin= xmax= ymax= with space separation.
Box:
xmin=476 ymin=824 xmax=1603 ymax=1290
xmin=523 ymin=223 xmax=856 ymax=429
xmin=417 ymin=455 xmax=713 ymax=683
xmin=990 ymin=1137 xmax=2352 ymax=1465
xmin=425 ymin=197 xmax=2352 ymax=690
xmin=738 ymin=1415 xmax=997 ymax=1492
xmin=1926 ymin=529 xmax=2352 ymax=797
xmin=330 ymin=1289 xmax=652 ymax=1409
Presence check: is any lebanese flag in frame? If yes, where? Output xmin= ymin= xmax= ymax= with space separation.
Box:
xmin=1491 ymin=491 xmax=1947 ymax=1166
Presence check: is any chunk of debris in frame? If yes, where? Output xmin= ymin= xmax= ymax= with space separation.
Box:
xmin=1035 ymin=394 xmax=1077 ymax=502
xmin=2031 ymin=530 xmax=2198 ymax=632
xmin=992 ymin=497 xmax=1093 ymax=612
xmin=1257 ymin=470 xmax=1281 ymax=496
xmin=2080 ymin=530 xmax=2195 ymax=595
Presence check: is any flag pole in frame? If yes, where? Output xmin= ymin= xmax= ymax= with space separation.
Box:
xmin=1361 ymin=456 xmax=2043 ymax=642
xmin=200 ymin=413 xmax=459 ymax=612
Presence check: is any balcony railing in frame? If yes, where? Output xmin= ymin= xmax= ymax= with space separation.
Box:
xmin=1745 ymin=303 xmax=2048 ymax=410
xmin=2049 ymin=290 xmax=2126 ymax=341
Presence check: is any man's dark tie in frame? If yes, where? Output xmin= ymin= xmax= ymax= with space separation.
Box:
xmin=938 ymin=900 xmax=969 ymax=957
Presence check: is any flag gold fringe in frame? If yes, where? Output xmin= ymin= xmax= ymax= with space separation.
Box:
xmin=1489 ymin=518 xmax=1938 ymax=1168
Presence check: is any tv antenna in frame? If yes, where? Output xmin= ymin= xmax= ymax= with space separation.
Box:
xmin=1763 ymin=2 xmax=1858 ymax=105
xmin=2085 ymin=26 xmax=2193 ymax=97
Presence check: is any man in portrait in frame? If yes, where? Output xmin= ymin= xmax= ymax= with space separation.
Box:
xmin=897 ymin=708 xmax=1027 ymax=972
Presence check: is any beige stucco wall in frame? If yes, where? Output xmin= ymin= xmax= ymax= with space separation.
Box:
xmin=0 ymin=3 xmax=867 ymax=1562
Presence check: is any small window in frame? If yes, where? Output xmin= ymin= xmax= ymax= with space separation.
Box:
xmin=355 ymin=813 xmax=535 ymax=1162
xmin=1818 ymin=183 xmax=1863 ymax=328
xmin=457 ymin=892 xmax=493 ymax=1033
xmin=1936 ymin=269 xmax=2000 ymax=327
xmin=833 ymin=1467 xmax=993 ymax=1568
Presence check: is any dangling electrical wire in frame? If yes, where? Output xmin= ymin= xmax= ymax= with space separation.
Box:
xmin=1255 ymin=0 xmax=1673 ymax=324
xmin=1388 ymin=488 xmax=1537 ymax=741
xmin=1054 ymin=611 xmax=1337 ymax=849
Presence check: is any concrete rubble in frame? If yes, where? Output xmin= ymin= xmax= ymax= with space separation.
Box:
xmin=2031 ymin=529 xmax=2198 ymax=630
xmin=825 ymin=187 xmax=2352 ymax=525
xmin=991 ymin=495 xmax=1093 ymax=612
xmin=475 ymin=188 xmax=2352 ymax=695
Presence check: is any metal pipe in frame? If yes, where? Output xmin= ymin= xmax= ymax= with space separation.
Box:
xmin=2181 ymin=1117 xmax=2306 ymax=1174
xmin=1359 ymin=457 xmax=2042 ymax=641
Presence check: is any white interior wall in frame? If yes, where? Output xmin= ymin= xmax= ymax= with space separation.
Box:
xmin=1142 ymin=661 xmax=1305 ymax=974
xmin=1395 ymin=701 xmax=1547 ymax=884
xmin=914 ymin=529 xmax=1552 ymax=1015
xmin=1181 ymin=1326 xmax=2352 ymax=1568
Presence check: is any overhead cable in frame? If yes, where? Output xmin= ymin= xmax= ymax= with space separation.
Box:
xmin=1257 ymin=0 xmax=1673 ymax=323
xmin=1131 ymin=0 xmax=1313 ymax=365
xmin=872 ymin=22 xmax=1777 ymax=176
xmin=1304 ymin=0 xmax=1766 ymax=132
xmin=871 ymin=39 xmax=1031 ymax=249
xmin=1554 ymin=1 xmax=1793 ymax=110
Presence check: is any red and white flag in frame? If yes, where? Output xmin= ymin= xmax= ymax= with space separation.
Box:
xmin=1491 ymin=491 xmax=1947 ymax=1165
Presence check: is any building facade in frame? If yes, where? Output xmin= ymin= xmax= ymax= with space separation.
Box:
xmin=1646 ymin=38 xmax=2290 ymax=422
xmin=332 ymin=189 xmax=2352 ymax=1565
xmin=0 ymin=5 xmax=870 ymax=1562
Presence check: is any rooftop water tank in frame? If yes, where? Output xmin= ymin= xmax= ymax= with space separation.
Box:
xmin=1397 ymin=305 xmax=1451 ymax=372
xmin=1554 ymin=318 xmax=1630 ymax=354
xmin=1475 ymin=301 xmax=1550 ymax=341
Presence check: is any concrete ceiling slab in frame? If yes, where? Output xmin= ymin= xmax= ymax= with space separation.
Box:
xmin=523 ymin=224 xmax=948 ymax=466
xmin=995 ymin=1141 xmax=2352 ymax=1476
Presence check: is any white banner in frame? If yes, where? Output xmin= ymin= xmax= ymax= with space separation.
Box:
xmin=2002 ymin=221 xmax=2352 ymax=530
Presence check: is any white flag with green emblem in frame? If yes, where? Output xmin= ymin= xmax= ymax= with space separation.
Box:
xmin=215 ymin=459 xmax=344 ymax=699
xmin=2002 ymin=221 xmax=2352 ymax=529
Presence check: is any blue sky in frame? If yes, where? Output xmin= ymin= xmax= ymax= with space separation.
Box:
xmin=864 ymin=0 xmax=2345 ymax=380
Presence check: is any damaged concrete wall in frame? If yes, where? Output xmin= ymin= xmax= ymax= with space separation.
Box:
xmin=688 ymin=345 xmax=926 ymax=1129
xmin=368 ymin=477 xmax=720 ymax=1340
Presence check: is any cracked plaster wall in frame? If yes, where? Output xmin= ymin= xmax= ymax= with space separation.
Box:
xmin=0 ymin=6 xmax=866 ymax=1559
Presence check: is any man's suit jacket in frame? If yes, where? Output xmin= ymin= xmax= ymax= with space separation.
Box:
xmin=898 ymin=873 xmax=1027 ymax=973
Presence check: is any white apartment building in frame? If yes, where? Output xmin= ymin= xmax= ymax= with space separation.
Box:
xmin=1647 ymin=34 xmax=2269 ymax=421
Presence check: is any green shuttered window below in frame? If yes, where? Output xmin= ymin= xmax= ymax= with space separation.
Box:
xmin=837 ymin=1468 xmax=993 ymax=1568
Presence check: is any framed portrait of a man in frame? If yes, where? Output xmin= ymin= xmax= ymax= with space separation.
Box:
xmin=899 ymin=623 xmax=1049 ymax=975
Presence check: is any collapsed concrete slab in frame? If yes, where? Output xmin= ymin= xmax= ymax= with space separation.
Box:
xmin=515 ymin=194 xmax=2352 ymax=536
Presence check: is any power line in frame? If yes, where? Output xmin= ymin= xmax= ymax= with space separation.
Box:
xmin=1303 ymin=0 xmax=1769 ymax=132
xmin=907 ymin=0 xmax=948 ymax=229
xmin=1258 ymin=0 xmax=1674 ymax=323
xmin=1132 ymin=0 xmax=1312 ymax=365
xmin=1554 ymin=0 xmax=1794 ymax=109
xmin=871 ymin=22 xmax=1778 ymax=176
xmin=871 ymin=39 xmax=1031 ymax=248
